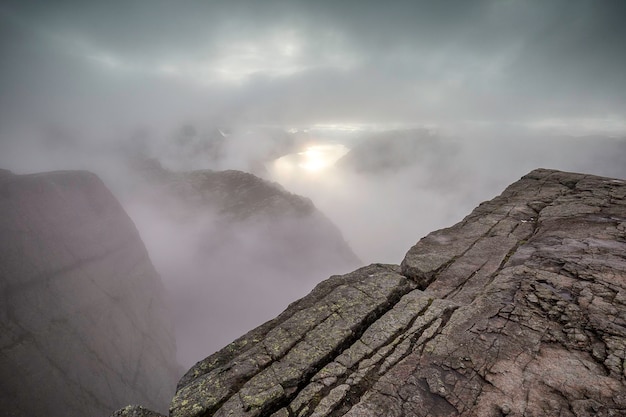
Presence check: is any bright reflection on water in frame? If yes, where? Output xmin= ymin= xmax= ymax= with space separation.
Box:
xmin=271 ymin=143 xmax=350 ymax=177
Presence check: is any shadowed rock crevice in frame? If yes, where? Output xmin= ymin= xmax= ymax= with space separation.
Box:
xmin=115 ymin=168 xmax=626 ymax=417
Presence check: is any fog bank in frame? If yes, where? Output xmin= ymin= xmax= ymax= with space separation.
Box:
xmin=1 ymin=0 xmax=625 ymax=367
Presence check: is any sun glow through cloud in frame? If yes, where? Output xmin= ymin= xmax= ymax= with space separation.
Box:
xmin=299 ymin=148 xmax=328 ymax=172
xmin=273 ymin=144 xmax=350 ymax=176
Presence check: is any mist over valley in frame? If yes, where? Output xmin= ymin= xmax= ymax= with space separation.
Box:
xmin=1 ymin=1 xmax=625 ymax=415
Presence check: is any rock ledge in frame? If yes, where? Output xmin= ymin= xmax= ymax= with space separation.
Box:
xmin=123 ymin=169 xmax=626 ymax=417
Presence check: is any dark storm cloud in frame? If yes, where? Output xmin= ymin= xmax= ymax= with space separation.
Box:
xmin=1 ymin=0 xmax=625 ymax=127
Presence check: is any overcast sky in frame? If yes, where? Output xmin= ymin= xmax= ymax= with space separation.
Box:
xmin=1 ymin=0 xmax=625 ymax=132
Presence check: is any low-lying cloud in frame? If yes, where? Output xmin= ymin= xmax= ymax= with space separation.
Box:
xmin=1 ymin=0 xmax=625 ymax=369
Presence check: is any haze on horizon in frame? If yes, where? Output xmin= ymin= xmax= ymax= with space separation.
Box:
xmin=1 ymin=0 xmax=626 ymax=367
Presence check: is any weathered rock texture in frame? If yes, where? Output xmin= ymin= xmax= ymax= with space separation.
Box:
xmin=159 ymin=168 xmax=626 ymax=417
xmin=112 ymin=405 xmax=168 ymax=417
xmin=0 ymin=170 xmax=180 ymax=417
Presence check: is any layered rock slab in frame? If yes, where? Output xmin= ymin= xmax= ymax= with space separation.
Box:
xmin=169 ymin=168 xmax=626 ymax=417
xmin=0 ymin=170 xmax=180 ymax=416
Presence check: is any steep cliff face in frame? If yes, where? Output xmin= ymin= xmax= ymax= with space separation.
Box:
xmin=0 ymin=170 xmax=180 ymax=417
xmin=159 ymin=168 xmax=625 ymax=417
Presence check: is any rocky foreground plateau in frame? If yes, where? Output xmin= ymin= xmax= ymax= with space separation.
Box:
xmin=115 ymin=168 xmax=626 ymax=417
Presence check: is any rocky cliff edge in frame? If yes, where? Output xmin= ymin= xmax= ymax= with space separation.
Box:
xmin=120 ymin=168 xmax=626 ymax=417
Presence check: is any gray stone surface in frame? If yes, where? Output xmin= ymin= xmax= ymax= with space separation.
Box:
xmin=164 ymin=168 xmax=626 ymax=417
xmin=0 ymin=170 xmax=180 ymax=417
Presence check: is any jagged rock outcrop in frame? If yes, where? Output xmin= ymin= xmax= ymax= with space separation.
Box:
xmin=151 ymin=168 xmax=626 ymax=417
xmin=0 ymin=170 xmax=180 ymax=417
